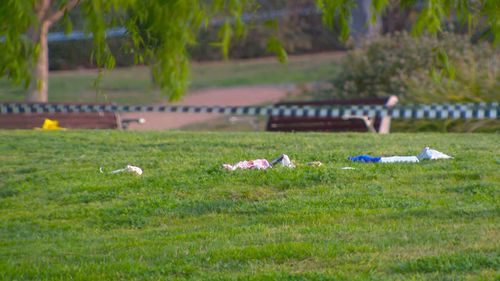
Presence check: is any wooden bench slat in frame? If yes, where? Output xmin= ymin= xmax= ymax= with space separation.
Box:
xmin=267 ymin=117 xmax=369 ymax=124
xmin=269 ymin=123 xmax=368 ymax=131
xmin=0 ymin=112 xmax=120 ymax=129
xmin=266 ymin=96 xmax=398 ymax=133
xmin=268 ymin=121 xmax=368 ymax=129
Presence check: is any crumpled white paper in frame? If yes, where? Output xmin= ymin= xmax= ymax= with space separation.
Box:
xmin=279 ymin=154 xmax=296 ymax=168
xmin=100 ymin=165 xmax=143 ymax=175
xmin=418 ymin=147 xmax=453 ymax=160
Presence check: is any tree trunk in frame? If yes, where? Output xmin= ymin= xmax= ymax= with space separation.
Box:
xmin=350 ymin=0 xmax=382 ymax=47
xmin=27 ymin=22 xmax=50 ymax=102
xmin=26 ymin=0 xmax=80 ymax=102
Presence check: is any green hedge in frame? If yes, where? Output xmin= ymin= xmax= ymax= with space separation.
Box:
xmin=329 ymin=32 xmax=499 ymax=103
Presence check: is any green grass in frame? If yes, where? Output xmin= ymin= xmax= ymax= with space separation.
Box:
xmin=1 ymin=131 xmax=499 ymax=280
xmin=189 ymin=54 xmax=342 ymax=90
xmin=0 ymin=53 xmax=342 ymax=103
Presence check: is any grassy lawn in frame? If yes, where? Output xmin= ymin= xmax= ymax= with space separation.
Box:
xmin=1 ymin=131 xmax=499 ymax=280
xmin=0 ymin=53 xmax=342 ymax=104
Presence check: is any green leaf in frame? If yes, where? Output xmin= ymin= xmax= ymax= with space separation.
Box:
xmin=266 ymin=36 xmax=288 ymax=63
xmin=62 ymin=10 xmax=73 ymax=35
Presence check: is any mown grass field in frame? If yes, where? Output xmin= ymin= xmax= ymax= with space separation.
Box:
xmin=0 ymin=53 xmax=342 ymax=104
xmin=1 ymin=131 xmax=499 ymax=280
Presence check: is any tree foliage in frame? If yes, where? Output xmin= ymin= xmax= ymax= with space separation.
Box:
xmin=0 ymin=1 xmax=36 ymax=88
xmin=0 ymin=0 xmax=499 ymax=101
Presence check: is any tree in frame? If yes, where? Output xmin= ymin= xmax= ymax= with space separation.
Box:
xmin=0 ymin=0 xmax=498 ymax=102
xmin=1 ymin=0 xmax=252 ymax=102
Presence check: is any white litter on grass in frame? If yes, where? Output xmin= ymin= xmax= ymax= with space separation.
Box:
xmin=222 ymin=159 xmax=271 ymax=171
xmin=418 ymin=147 xmax=453 ymax=160
xmin=350 ymin=147 xmax=452 ymax=164
xmin=307 ymin=161 xmax=323 ymax=167
xmin=341 ymin=167 xmax=356 ymax=170
xmin=279 ymin=154 xmax=296 ymax=168
xmin=100 ymin=165 xmax=143 ymax=175
xmin=223 ymin=154 xmax=295 ymax=171
xmin=380 ymin=156 xmax=420 ymax=163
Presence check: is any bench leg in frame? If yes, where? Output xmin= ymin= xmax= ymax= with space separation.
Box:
xmin=342 ymin=115 xmax=376 ymax=133
xmin=378 ymin=116 xmax=391 ymax=134
xmin=228 ymin=116 xmax=259 ymax=131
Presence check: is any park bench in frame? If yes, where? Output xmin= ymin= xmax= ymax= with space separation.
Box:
xmin=0 ymin=103 xmax=145 ymax=130
xmin=266 ymin=95 xmax=398 ymax=134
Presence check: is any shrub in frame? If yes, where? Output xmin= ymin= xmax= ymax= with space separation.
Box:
xmin=330 ymin=32 xmax=500 ymax=103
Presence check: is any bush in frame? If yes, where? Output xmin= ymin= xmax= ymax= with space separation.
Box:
xmin=330 ymin=32 xmax=500 ymax=103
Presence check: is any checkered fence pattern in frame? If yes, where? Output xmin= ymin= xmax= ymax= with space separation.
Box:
xmin=1 ymin=102 xmax=499 ymax=119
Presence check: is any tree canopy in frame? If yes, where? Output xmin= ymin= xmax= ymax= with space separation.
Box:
xmin=0 ymin=0 xmax=498 ymax=102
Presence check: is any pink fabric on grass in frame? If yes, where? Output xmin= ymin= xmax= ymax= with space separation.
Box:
xmin=222 ymin=159 xmax=271 ymax=171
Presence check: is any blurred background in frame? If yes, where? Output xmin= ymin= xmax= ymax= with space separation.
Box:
xmin=1 ymin=0 xmax=498 ymax=132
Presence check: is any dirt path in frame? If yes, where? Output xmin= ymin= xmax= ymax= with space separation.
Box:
xmin=121 ymin=85 xmax=295 ymax=130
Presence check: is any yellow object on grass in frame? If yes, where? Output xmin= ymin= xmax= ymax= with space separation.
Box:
xmin=37 ymin=118 xmax=66 ymax=130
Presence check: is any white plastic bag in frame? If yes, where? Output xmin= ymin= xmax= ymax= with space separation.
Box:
xmin=380 ymin=156 xmax=420 ymax=163
xmin=100 ymin=165 xmax=143 ymax=175
xmin=418 ymin=147 xmax=453 ymax=160
xmin=280 ymin=154 xmax=296 ymax=168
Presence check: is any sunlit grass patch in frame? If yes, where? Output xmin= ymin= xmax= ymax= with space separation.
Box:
xmin=0 ymin=131 xmax=498 ymax=280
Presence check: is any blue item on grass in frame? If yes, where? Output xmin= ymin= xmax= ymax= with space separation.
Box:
xmin=348 ymin=155 xmax=381 ymax=163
